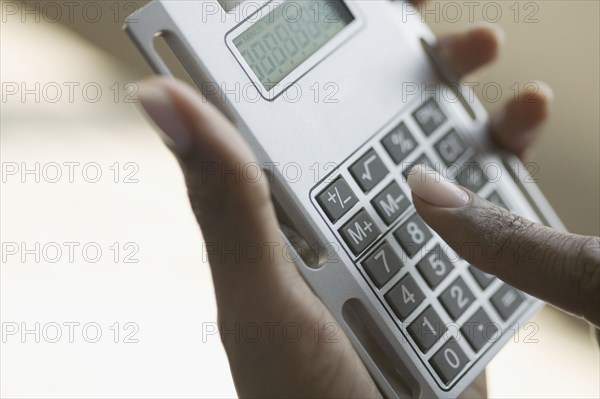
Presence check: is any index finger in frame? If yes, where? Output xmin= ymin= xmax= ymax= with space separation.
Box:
xmin=407 ymin=166 xmax=600 ymax=327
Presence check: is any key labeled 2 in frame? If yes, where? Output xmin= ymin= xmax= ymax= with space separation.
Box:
xmin=439 ymin=277 xmax=475 ymax=320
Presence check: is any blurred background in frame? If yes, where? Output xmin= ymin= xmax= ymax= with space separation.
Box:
xmin=1 ymin=1 xmax=598 ymax=398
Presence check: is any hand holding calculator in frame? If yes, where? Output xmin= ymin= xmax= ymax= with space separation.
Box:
xmin=128 ymin=1 xmax=599 ymax=397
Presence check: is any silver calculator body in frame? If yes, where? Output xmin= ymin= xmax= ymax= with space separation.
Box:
xmin=125 ymin=1 xmax=565 ymax=397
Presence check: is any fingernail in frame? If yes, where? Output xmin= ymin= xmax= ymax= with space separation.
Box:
xmin=531 ymin=80 xmax=554 ymax=102
xmin=137 ymin=80 xmax=192 ymax=154
xmin=407 ymin=165 xmax=470 ymax=208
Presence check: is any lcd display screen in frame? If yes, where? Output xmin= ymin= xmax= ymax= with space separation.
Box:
xmin=233 ymin=0 xmax=354 ymax=90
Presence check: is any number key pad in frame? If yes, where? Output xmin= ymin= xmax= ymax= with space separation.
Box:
xmin=312 ymin=97 xmax=534 ymax=389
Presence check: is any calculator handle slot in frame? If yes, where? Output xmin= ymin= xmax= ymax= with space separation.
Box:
xmin=420 ymin=38 xmax=478 ymax=122
xmin=274 ymin=223 xmax=429 ymax=398
xmin=342 ymin=298 xmax=419 ymax=398
xmin=124 ymin=1 xmax=237 ymax=122
xmin=272 ymin=182 xmax=438 ymax=398
xmin=124 ymin=1 xmax=174 ymax=76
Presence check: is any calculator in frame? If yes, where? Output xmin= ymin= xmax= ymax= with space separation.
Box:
xmin=125 ymin=1 xmax=565 ymax=397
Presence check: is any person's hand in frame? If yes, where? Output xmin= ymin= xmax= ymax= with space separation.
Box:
xmin=406 ymin=165 xmax=600 ymax=328
xmin=135 ymin=12 xmax=553 ymax=399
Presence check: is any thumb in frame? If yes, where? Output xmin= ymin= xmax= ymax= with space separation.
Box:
xmin=135 ymin=78 xmax=384 ymax=399
xmin=407 ymin=165 xmax=600 ymax=327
